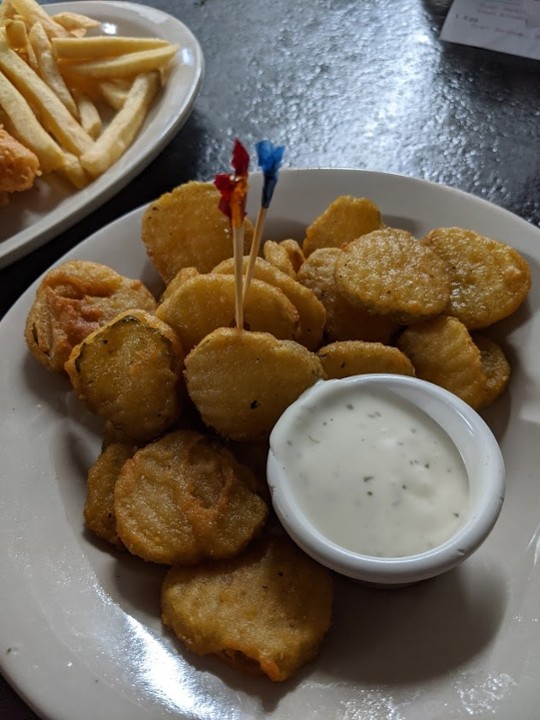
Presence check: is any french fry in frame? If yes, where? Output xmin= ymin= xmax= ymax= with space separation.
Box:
xmin=98 ymin=79 xmax=131 ymax=110
xmin=73 ymin=89 xmax=102 ymax=138
xmin=80 ymin=71 xmax=159 ymax=177
xmin=0 ymin=30 xmax=93 ymax=155
xmin=57 ymin=151 xmax=89 ymax=189
xmin=52 ymin=35 xmax=172 ymax=59
xmin=59 ymin=44 xmax=178 ymax=80
xmin=28 ymin=21 xmax=79 ymax=118
xmin=51 ymin=11 xmax=100 ymax=35
xmin=9 ymin=0 xmax=71 ymax=38
xmin=4 ymin=17 xmax=27 ymax=50
xmin=0 ymin=69 xmax=66 ymax=171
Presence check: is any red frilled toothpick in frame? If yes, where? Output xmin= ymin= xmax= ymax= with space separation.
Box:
xmin=214 ymin=139 xmax=250 ymax=329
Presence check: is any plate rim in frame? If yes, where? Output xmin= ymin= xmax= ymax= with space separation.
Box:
xmin=0 ymin=0 xmax=204 ymax=270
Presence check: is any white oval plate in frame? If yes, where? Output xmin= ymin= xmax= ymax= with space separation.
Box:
xmin=1 ymin=169 xmax=539 ymax=720
xmin=0 ymin=1 xmax=204 ymax=269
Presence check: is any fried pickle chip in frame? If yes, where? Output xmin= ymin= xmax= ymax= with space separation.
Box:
xmin=473 ymin=333 xmax=511 ymax=408
xmin=161 ymin=534 xmax=334 ymax=681
xmin=297 ymin=247 xmax=400 ymax=343
xmin=141 ymin=181 xmax=254 ymax=282
xmin=65 ymin=310 xmax=185 ymax=442
xmin=397 ymin=315 xmax=488 ymax=408
xmin=421 ymin=227 xmax=532 ymax=329
xmin=184 ymin=328 xmax=326 ymax=442
xmin=262 ymin=239 xmax=304 ymax=277
xmin=302 ymin=195 xmax=383 ymax=257
xmin=213 ymin=257 xmax=326 ymax=350
xmin=317 ymin=340 xmax=415 ymax=379
xmin=335 ymin=228 xmax=451 ymax=324
xmin=24 ymin=260 xmax=157 ymax=372
xmin=156 ymin=273 xmax=300 ymax=350
xmin=114 ymin=429 xmax=268 ymax=564
xmin=160 ymin=266 xmax=199 ymax=302
xmin=84 ymin=440 xmax=136 ymax=547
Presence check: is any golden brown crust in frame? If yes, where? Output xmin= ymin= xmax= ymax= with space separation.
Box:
xmin=298 ymin=247 xmax=400 ymax=343
xmin=114 ymin=429 xmax=268 ymax=564
xmin=317 ymin=340 xmax=415 ymax=379
xmin=65 ymin=309 xmax=185 ymax=442
xmin=184 ymin=328 xmax=326 ymax=442
xmin=0 ymin=125 xmax=41 ymax=197
xmin=335 ymin=228 xmax=451 ymax=324
xmin=213 ymin=257 xmax=326 ymax=350
xmin=84 ymin=441 xmax=136 ymax=547
xmin=421 ymin=227 xmax=532 ymax=328
xmin=142 ymin=181 xmax=254 ymax=282
xmin=24 ymin=260 xmax=157 ymax=372
xmin=397 ymin=315 xmax=488 ymax=409
xmin=156 ymin=273 xmax=300 ymax=350
xmin=303 ymin=195 xmax=382 ymax=257
xmin=161 ymin=534 xmax=334 ymax=681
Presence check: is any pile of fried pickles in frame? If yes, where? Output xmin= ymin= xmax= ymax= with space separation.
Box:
xmin=24 ymin=181 xmax=531 ymax=681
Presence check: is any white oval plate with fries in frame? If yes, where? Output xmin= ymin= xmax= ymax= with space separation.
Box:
xmin=0 ymin=0 xmax=203 ymax=268
xmin=1 ymin=168 xmax=539 ymax=719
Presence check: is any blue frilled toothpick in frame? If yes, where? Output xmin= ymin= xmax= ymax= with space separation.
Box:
xmin=243 ymin=140 xmax=285 ymax=299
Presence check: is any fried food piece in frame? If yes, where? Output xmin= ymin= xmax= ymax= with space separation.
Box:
xmin=297 ymin=247 xmax=400 ymax=343
xmin=0 ymin=124 xmax=40 ymax=204
xmin=317 ymin=340 xmax=415 ymax=379
xmin=161 ymin=534 xmax=334 ymax=681
xmin=142 ymin=181 xmax=254 ymax=282
xmin=65 ymin=310 xmax=185 ymax=442
xmin=302 ymin=195 xmax=382 ymax=257
xmin=156 ymin=273 xmax=300 ymax=350
xmin=473 ymin=333 xmax=511 ymax=408
xmin=397 ymin=315 xmax=488 ymax=409
xmin=421 ymin=227 xmax=532 ymax=329
xmin=114 ymin=429 xmax=268 ymax=564
xmin=228 ymin=440 xmax=271 ymax=502
xmin=213 ymin=257 xmax=326 ymax=350
xmin=160 ymin=266 xmax=199 ymax=302
xmin=24 ymin=260 xmax=157 ymax=372
xmin=184 ymin=328 xmax=326 ymax=442
xmin=263 ymin=239 xmax=304 ymax=277
xmin=335 ymin=228 xmax=451 ymax=324
xmin=84 ymin=439 xmax=136 ymax=547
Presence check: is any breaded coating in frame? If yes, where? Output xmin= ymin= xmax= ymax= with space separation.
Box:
xmin=184 ymin=328 xmax=326 ymax=442
xmin=114 ymin=429 xmax=268 ymax=564
xmin=317 ymin=340 xmax=415 ymax=379
xmin=142 ymin=181 xmax=254 ymax=282
xmin=421 ymin=227 xmax=532 ymax=329
xmin=302 ymin=195 xmax=382 ymax=257
xmin=161 ymin=534 xmax=334 ymax=681
xmin=160 ymin=267 xmax=199 ymax=302
xmin=65 ymin=310 xmax=185 ymax=442
xmin=335 ymin=228 xmax=451 ymax=324
xmin=473 ymin=333 xmax=511 ymax=408
xmin=298 ymin=247 xmax=399 ymax=343
xmin=397 ymin=316 xmax=488 ymax=409
xmin=262 ymin=239 xmax=304 ymax=277
xmin=24 ymin=260 xmax=157 ymax=372
xmin=0 ymin=125 xmax=40 ymax=204
xmin=213 ymin=257 xmax=326 ymax=350
xmin=84 ymin=440 xmax=136 ymax=547
xmin=156 ymin=273 xmax=300 ymax=350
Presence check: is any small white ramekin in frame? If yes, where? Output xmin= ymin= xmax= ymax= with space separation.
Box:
xmin=267 ymin=374 xmax=505 ymax=586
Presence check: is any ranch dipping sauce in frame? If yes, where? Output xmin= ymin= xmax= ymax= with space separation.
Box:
xmin=272 ymin=386 xmax=470 ymax=558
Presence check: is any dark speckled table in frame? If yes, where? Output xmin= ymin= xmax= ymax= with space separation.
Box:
xmin=1 ymin=0 xmax=540 ymax=717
